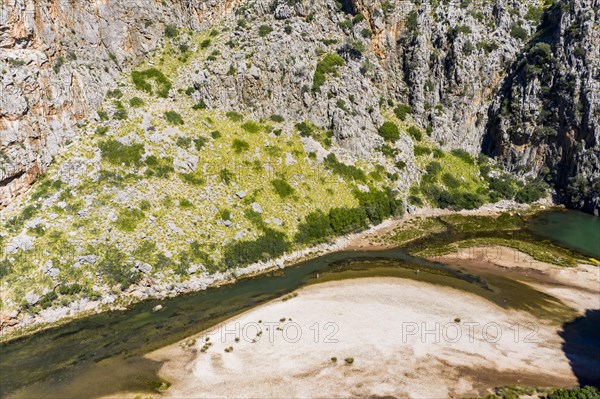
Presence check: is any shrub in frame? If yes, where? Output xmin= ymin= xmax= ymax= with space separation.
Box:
xmin=222 ymin=228 xmax=289 ymax=268
xmin=107 ymin=89 xmax=123 ymax=99
xmin=272 ymin=178 xmax=294 ymax=198
xmin=145 ymin=155 xmax=174 ymax=178
xmin=164 ymin=24 xmax=179 ymax=38
xmin=115 ymin=208 xmax=145 ymax=231
xmin=324 ymin=153 xmax=366 ymax=181
xmin=442 ymin=173 xmax=461 ymax=189
xmin=488 ymin=175 xmax=517 ymax=199
xmin=270 ymin=114 xmax=285 ymax=123
xmin=414 ymin=145 xmax=432 ymax=156
xmin=192 ymin=99 xmax=207 ymax=110
xmin=515 ymin=179 xmax=547 ymax=203
xmin=547 ymin=386 xmax=599 ymax=399
xmin=226 ymin=111 xmax=243 ymax=122
xmin=218 ymin=168 xmax=233 ymax=184
xmin=129 ymin=97 xmax=144 ymax=107
xmin=313 ymin=53 xmax=344 ymax=92
xmin=98 ymin=140 xmax=144 ymax=166
xmin=295 ymin=121 xmax=314 ymax=137
xmin=176 ymin=136 xmax=191 ymax=148
xmin=329 ymin=207 xmax=368 ymax=234
xmin=95 ymin=126 xmax=110 ymax=135
xmin=394 ymin=104 xmax=412 ymax=121
xmin=211 ymin=130 xmax=222 ymax=139
xmin=164 ymin=111 xmax=184 ymax=125
xmin=232 ymin=139 xmax=250 ymax=153
xmin=131 ymin=68 xmax=172 ymax=98
xmin=451 ymin=148 xmax=474 ymax=164
xmin=194 ymin=136 xmax=208 ymax=150
xmin=258 ymin=25 xmax=273 ymax=37
xmin=510 ymin=24 xmax=528 ymax=40
xmin=378 ymin=121 xmax=400 ymax=141
xmin=426 ymin=161 xmax=442 ymax=176
xmin=525 ymin=5 xmax=544 ymax=24
xmin=295 ymin=210 xmax=333 ymax=244
xmin=241 ymin=121 xmax=261 ymax=133
xmin=407 ymin=126 xmax=422 ymax=141
xmin=344 ymin=357 xmax=354 ymax=365
xmin=97 ymin=246 xmax=141 ymax=290
xmin=355 ymin=187 xmax=403 ymax=224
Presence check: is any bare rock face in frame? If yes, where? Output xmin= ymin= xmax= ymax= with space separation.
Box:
xmin=483 ymin=0 xmax=599 ymax=214
xmin=0 ymin=0 xmax=240 ymax=207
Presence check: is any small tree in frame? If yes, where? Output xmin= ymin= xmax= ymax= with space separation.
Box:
xmin=378 ymin=122 xmax=400 ymax=141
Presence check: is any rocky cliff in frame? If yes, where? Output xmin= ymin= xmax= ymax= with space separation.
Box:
xmin=483 ymin=0 xmax=599 ymax=215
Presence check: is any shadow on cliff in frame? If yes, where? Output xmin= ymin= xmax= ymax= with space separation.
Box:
xmin=559 ymin=309 xmax=600 ymax=388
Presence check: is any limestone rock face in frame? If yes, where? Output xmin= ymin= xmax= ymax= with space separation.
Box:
xmin=0 ymin=0 xmax=598 ymax=213
xmin=483 ymin=0 xmax=599 ymax=214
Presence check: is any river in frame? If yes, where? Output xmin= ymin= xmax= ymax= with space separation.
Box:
xmin=0 ymin=210 xmax=598 ymax=398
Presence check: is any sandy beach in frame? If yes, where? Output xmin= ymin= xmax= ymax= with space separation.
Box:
xmin=139 ymin=273 xmax=591 ymax=399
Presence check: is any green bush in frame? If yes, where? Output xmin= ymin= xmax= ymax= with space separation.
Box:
xmin=164 ymin=111 xmax=184 ymax=125
xmin=324 ymin=153 xmax=366 ymax=182
xmin=164 ymin=24 xmax=179 ymax=38
xmin=272 ymin=178 xmax=294 ymax=198
xmin=355 ymin=187 xmax=403 ymax=224
xmin=258 ymin=25 xmax=273 ymax=37
xmin=295 ymin=121 xmax=314 ymax=137
xmin=226 ymin=111 xmax=243 ymax=122
xmin=329 ymin=207 xmax=368 ymax=234
xmin=145 ymin=155 xmax=174 ymax=178
xmin=95 ymin=126 xmax=110 ymax=135
xmin=192 ymin=100 xmax=207 ymax=110
xmin=547 ymin=386 xmax=599 ymax=399
xmin=270 ymin=114 xmax=285 ymax=123
xmin=176 ymin=136 xmax=191 ymax=148
xmin=407 ymin=126 xmax=422 ymax=141
xmin=115 ymin=208 xmax=145 ymax=231
xmin=131 ymin=68 xmax=172 ymax=98
xmin=442 ymin=173 xmax=461 ymax=189
xmin=97 ymin=246 xmax=142 ymax=290
xmin=232 ymin=139 xmax=250 ymax=153
xmin=211 ymin=130 xmax=222 ymax=139
xmin=194 ymin=136 xmax=208 ymax=150
xmin=394 ymin=104 xmax=412 ymax=121
xmin=451 ymin=148 xmax=474 ymax=164
xmin=414 ymin=146 xmax=432 ymax=156
xmin=129 ymin=97 xmax=144 ymax=107
xmin=99 ymin=140 xmax=144 ymax=166
xmin=515 ymin=179 xmax=547 ymax=203
xmin=241 ymin=121 xmax=261 ymax=133
xmin=313 ymin=53 xmax=344 ymax=92
xmin=510 ymin=24 xmax=528 ymax=40
xmin=378 ymin=121 xmax=400 ymax=141
xmin=107 ymin=89 xmax=123 ymax=99
xmin=294 ymin=210 xmax=333 ymax=244
xmin=222 ymin=228 xmax=289 ymax=268
xmin=219 ymin=168 xmax=233 ymax=184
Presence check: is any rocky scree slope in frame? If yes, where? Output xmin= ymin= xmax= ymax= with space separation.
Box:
xmin=0 ymin=0 xmax=240 ymax=207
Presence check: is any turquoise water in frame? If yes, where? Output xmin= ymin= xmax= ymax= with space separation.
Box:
xmin=528 ymin=210 xmax=600 ymax=258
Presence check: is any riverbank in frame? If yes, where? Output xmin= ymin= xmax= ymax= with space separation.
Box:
xmin=0 ymin=200 xmax=554 ymax=342
xmin=136 ymin=277 xmax=583 ymax=398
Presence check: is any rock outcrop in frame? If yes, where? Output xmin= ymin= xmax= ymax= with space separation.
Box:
xmin=483 ymin=0 xmax=599 ymax=214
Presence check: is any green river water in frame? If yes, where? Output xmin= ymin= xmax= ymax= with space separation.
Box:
xmin=0 ymin=210 xmax=598 ymax=398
